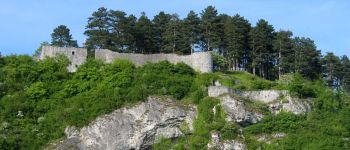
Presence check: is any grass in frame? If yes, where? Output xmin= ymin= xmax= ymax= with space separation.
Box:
xmin=214 ymin=71 xmax=280 ymax=91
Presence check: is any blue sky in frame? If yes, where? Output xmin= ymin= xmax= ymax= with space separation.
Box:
xmin=0 ymin=0 xmax=349 ymax=56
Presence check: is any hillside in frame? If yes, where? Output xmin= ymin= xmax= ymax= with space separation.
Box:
xmin=0 ymin=55 xmax=349 ymax=150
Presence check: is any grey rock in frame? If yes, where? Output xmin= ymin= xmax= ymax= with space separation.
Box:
xmin=208 ymin=85 xmax=311 ymax=115
xmin=52 ymin=96 xmax=196 ymax=150
xmin=208 ymin=131 xmax=246 ymax=150
xmin=219 ymin=95 xmax=263 ymax=125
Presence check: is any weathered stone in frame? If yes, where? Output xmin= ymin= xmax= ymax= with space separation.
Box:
xmin=51 ymin=96 xmax=196 ymax=150
xmin=95 ymin=48 xmax=213 ymax=73
xmin=208 ymin=132 xmax=247 ymax=150
xmin=208 ymin=85 xmax=312 ymax=115
xmin=241 ymin=90 xmax=288 ymax=103
xmin=40 ymin=46 xmax=213 ymax=73
xmin=219 ymin=95 xmax=263 ymax=125
xmin=40 ymin=46 xmax=87 ymax=72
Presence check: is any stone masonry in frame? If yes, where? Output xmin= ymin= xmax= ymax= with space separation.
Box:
xmin=40 ymin=46 xmax=213 ymax=73
xmin=40 ymin=46 xmax=87 ymax=72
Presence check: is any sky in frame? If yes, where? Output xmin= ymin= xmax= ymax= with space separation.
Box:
xmin=0 ymin=0 xmax=349 ymax=56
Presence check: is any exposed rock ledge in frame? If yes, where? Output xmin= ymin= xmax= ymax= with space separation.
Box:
xmin=49 ymin=96 xmax=196 ymax=150
xmin=208 ymin=86 xmax=312 ymax=115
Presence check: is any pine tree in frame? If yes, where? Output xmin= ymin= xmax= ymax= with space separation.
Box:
xmin=292 ymin=37 xmax=322 ymax=80
xmin=273 ymin=30 xmax=293 ymax=79
xmin=108 ymin=10 xmax=128 ymax=52
xmin=200 ymin=6 xmax=220 ymax=51
xmin=322 ymin=52 xmax=341 ymax=87
xmin=339 ymin=55 xmax=350 ymax=93
xmin=249 ymin=19 xmax=275 ymax=78
xmin=182 ymin=11 xmax=201 ymax=54
xmin=84 ymin=7 xmax=110 ymax=49
xmin=224 ymin=14 xmax=251 ymax=71
xmin=51 ymin=25 xmax=78 ymax=47
xmin=135 ymin=12 xmax=155 ymax=53
xmin=162 ymin=14 xmax=181 ymax=53
xmin=153 ymin=12 xmax=171 ymax=53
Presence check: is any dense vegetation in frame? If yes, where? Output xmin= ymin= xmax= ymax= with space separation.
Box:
xmin=0 ymin=54 xmax=199 ymax=149
xmin=1 ymin=5 xmax=350 ymax=150
xmin=0 ymin=54 xmax=349 ymax=149
xmin=47 ymin=6 xmax=350 ymax=93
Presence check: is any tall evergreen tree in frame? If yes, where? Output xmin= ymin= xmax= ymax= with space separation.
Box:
xmin=108 ymin=10 xmax=128 ymax=52
xmin=292 ymin=37 xmax=322 ymax=80
xmin=182 ymin=11 xmax=201 ymax=54
xmin=200 ymin=6 xmax=220 ymax=51
xmin=162 ymin=14 xmax=182 ymax=53
xmin=249 ymin=19 xmax=275 ymax=78
xmin=135 ymin=12 xmax=155 ymax=53
xmin=153 ymin=12 xmax=171 ymax=53
xmin=51 ymin=25 xmax=78 ymax=47
xmin=273 ymin=30 xmax=293 ymax=79
xmin=322 ymin=52 xmax=341 ymax=87
xmin=339 ymin=55 xmax=350 ymax=92
xmin=224 ymin=14 xmax=251 ymax=70
xmin=84 ymin=7 xmax=110 ymax=49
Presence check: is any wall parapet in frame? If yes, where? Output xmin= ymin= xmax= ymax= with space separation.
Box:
xmin=40 ymin=46 xmax=213 ymax=73
xmin=95 ymin=49 xmax=213 ymax=73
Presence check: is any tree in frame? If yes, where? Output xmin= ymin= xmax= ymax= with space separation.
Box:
xmin=339 ymin=56 xmax=350 ymax=92
xmin=163 ymin=14 xmax=182 ymax=53
xmin=84 ymin=7 xmax=110 ymax=49
xmin=135 ymin=12 xmax=154 ymax=54
xmin=249 ymin=19 xmax=275 ymax=79
xmin=183 ymin=11 xmax=201 ymax=54
xmin=135 ymin=12 xmax=155 ymax=53
xmin=153 ymin=12 xmax=171 ymax=53
xmin=108 ymin=10 xmax=128 ymax=52
xmin=51 ymin=25 xmax=78 ymax=47
xmin=322 ymin=52 xmax=341 ymax=87
xmin=200 ymin=6 xmax=220 ymax=51
xmin=224 ymin=14 xmax=251 ymax=71
xmin=292 ymin=37 xmax=322 ymax=80
xmin=273 ymin=30 xmax=293 ymax=79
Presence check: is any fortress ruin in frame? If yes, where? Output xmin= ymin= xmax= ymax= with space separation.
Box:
xmin=40 ymin=46 xmax=213 ymax=73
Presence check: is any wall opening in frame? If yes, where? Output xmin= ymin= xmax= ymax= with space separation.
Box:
xmin=72 ymin=51 xmax=75 ymax=55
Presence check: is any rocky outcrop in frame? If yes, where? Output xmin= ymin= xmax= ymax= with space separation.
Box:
xmin=256 ymin=133 xmax=287 ymax=144
xmin=268 ymin=95 xmax=312 ymax=115
xmin=241 ymin=90 xmax=287 ymax=103
xmin=51 ymin=96 xmax=196 ymax=150
xmin=208 ymin=86 xmax=312 ymax=115
xmin=219 ymin=95 xmax=263 ymax=125
xmin=207 ymin=131 xmax=246 ymax=150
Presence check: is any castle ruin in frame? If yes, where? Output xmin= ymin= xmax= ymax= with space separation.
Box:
xmin=40 ymin=46 xmax=213 ymax=73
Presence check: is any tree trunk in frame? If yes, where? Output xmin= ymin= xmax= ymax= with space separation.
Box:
xmin=278 ymin=40 xmax=282 ymax=79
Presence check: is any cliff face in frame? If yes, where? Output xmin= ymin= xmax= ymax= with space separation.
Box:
xmin=52 ymin=96 xmax=196 ymax=150
xmin=49 ymin=85 xmax=312 ymax=150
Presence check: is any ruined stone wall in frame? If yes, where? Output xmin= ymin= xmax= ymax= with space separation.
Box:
xmin=95 ymin=49 xmax=213 ymax=73
xmin=40 ymin=46 xmax=213 ymax=73
xmin=40 ymin=46 xmax=87 ymax=72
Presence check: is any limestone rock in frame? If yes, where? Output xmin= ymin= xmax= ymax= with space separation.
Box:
xmin=51 ymin=96 xmax=196 ymax=150
xmin=208 ymin=85 xmax=312 ymax=115
xmin=207 ymin=131 xmax=246 ymax=150
xmin=219 ymin=95 xmax=263 ymax=125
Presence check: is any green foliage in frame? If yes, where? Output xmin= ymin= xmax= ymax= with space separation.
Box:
xmin=287 ymin=73 xmax=316 ymax=98
xmin=0 ymin=55 xmax=199 ymax=149
xmin=51 ymin=25 xmax=78 ymax=47
xmin=216 ymin=71 xmax=277 ymax=90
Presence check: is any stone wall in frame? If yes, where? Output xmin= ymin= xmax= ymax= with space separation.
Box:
xmin=40 ymin=46 xmax=87 ymax=72
xmin=95 ymin=49 xmax=213 ymax=73
xmin=40 ymin=46 xmax=213 ymax=73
